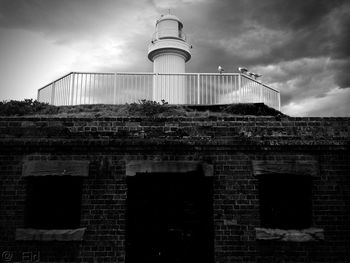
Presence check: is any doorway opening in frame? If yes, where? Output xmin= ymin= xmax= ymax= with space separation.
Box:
xmin=126 ymin=171 xmax=213 ymax=263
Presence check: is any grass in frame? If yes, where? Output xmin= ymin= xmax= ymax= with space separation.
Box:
xmin=0 ymin=99 xmax=285 ymax=117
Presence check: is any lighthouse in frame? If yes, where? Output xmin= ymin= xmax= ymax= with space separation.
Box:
xmin=148 ymin=14 xmax=192 ymax=104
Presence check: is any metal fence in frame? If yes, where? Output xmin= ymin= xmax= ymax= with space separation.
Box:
xmin=38 ymin=72 xmax=280 ymax=110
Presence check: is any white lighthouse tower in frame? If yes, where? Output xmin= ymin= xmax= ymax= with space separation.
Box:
xmin=148 ymin=14 xmax=192 ymax=104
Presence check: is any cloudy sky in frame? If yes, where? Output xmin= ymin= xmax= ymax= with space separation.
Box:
xmin=0 ymin=0 xmax=349 ymax=116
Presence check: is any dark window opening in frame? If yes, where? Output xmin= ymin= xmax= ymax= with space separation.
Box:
xmin=258 ymin=174 xmax=312 ymax=230
xmin=25 ymin=176 xmax=83 ymax=229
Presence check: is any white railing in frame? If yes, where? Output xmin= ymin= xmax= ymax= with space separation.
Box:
xmin=38 ymin=72 xmax=280 ymax=110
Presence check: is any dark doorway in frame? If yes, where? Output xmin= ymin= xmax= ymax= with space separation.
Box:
xmin=126 ymin=171 xmax=213 ymax=263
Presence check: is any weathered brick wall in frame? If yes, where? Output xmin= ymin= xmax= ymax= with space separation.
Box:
xmin=0 ymin=116 xmax=349 ymax=263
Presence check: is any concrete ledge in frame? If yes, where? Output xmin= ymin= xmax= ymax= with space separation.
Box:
xmin=15 ymin=228 xmax=86 ymax=241
xmin=255 ymin=227 xmax=324 ymax=242
xmin=252 ymin=160 xmax=319 ymax=176
xmin=22 ymin=160 xmax=89 ymax=177
xmin=126 ymin=161 xmax=213 ymax=177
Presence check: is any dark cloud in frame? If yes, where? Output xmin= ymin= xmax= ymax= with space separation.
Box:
xmin=250 ymin=0 xmax=344 ymax=30
xmin=331 ymin=9 xmax=350 ymax=59
xmin=184 ymin=0 xmax=347 ymax=64
xmin=0 ymin=0 xmax=154 ymax=41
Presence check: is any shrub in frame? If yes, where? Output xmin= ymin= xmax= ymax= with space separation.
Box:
xmin=0 ymin=99 xmax=58 ymax=116
xmin=128 ymin=99 xmax=171 ymax=116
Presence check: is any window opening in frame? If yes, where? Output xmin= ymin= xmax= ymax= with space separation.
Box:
xmin=258 ymin=174 xmax=312 ymax=230
xmin=25 ymin=176 xmax=83 ymax=229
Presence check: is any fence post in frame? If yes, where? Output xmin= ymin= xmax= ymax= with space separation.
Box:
xmin=197 ymin=74 xmax=200 ymax=104
xmin=113 ymin=73 xmax=117 ymax=104
xmin=51 ymin=83 xmax=56 ymax=105
xmin=153 ymin=73 xmax=158 ymax=101
xmin=278 ymin=92 xmax=281 ymax=111
xmin=71 ymin=73 xmax=75 ymax=105
xmin=238 ymin=73 xmax=241 ymax=103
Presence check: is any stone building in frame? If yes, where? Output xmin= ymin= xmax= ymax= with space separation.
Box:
xmin=0 ymin=108 xmax=349 ymax=262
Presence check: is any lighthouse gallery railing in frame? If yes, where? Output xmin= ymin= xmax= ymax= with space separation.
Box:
xmin=38 ymin=72 xmax=280 ymax=110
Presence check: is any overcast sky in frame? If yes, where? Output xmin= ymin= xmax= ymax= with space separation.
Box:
xmin=0 ymin=0 xmax=349 ymax=116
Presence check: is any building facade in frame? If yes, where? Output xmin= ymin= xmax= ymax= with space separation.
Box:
xmin=0 ymin=115 xmax=349 ymax=263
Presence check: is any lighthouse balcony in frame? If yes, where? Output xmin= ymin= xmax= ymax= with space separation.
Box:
xmin=38 ymin=72 xmax=280 ymax=110
xmin=151 ymin=29 xmax=187 ymax=42
xmin=148 ymin=39 xmax=191 ymax=62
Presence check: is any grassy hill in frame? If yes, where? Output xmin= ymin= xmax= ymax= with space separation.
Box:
xmin=0 ymin=99 xmax=285 ymax=117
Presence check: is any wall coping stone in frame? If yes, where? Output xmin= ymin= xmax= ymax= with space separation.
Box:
xmin=22 ymin=160 xmax=90 ymax=177
xmin=126 ymin=161 xmax=213 ymax=177
xmin=15 ymin=228 xmax=86 ymax=241
xmin=255 ymin=227 xmax=324 ymax=242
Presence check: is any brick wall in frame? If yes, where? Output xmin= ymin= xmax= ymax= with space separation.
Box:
xmin=0 ymin=116 xmax=349 ymax=263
